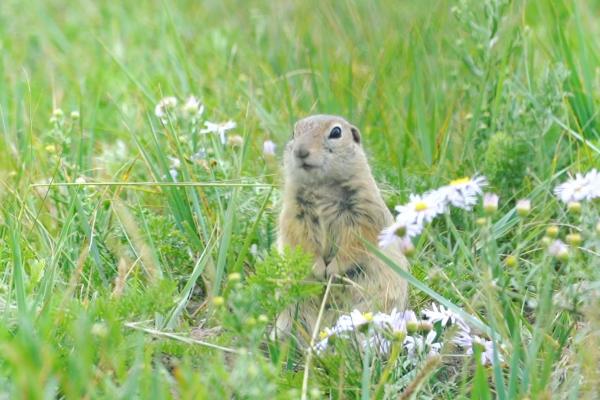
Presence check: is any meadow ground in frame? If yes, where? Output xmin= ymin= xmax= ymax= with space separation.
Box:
xmin=1 ymin=0 xmax=600 ymax=398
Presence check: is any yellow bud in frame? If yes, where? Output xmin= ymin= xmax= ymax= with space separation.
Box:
xmin=505 ymin=255 xmax=518 ymax=268
xmin=546 ymin=225 xmax=559 ymax=238
xmin=541 ymin=236 xmax=552 ymax=246
xmin=567 ymin=201 xmax=582 ymax=214
xmin=476 ymin=217 xmax=488 ymax=227
xmin=228 ymin=272 xmax=241 ymax=282
xmin=565 ymin=233 xmax=582 ymax=246
xmin=212 ymin=296 xmax=225 ymax=306
xmin=258 ymin=314 xmax=269 ymax=323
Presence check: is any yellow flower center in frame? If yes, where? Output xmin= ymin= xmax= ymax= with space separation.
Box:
xmin=319 ymin=330 xmax=329 ymax=340
xmin=363 ymin=312 xmax=373 ymax=322
xmin=414 ymin=201 xmax=428 ymax=212
xmin=450 ymin=176 xmax=470 ymax=186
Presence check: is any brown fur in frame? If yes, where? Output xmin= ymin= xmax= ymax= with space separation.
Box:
xmin=275 ymin=114 xmax=408 ymax=336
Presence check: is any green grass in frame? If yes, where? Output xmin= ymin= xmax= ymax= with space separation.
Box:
xmin=1 ymin=0 xmax=600 ymax=398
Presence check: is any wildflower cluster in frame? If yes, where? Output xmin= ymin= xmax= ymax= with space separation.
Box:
xmin=379 ymin=175 xmax=488 ymax=252
xmin=553 ymin=169 xmax=600 ymax=204
xmin=315 ymin=303 xmax=502 ymax=367
xmin=153 ymin=96 xmax=276 ymax=180
xmin=155 ymin=95 xmax=237 ymax=143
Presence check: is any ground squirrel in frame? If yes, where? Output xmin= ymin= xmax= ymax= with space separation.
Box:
xmin=275 ymin=114 xmax=408 ymax=337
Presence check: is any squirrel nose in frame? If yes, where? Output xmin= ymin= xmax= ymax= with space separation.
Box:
xmin=294 ymin=146 xmax=310 ymax=159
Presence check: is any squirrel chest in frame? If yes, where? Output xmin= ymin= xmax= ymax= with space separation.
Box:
xmin=293 ymin=180 xmax=381 ymax=265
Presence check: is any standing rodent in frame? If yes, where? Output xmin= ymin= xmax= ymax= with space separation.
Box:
xmin=275 ymin=114 xmax=408 ymax=337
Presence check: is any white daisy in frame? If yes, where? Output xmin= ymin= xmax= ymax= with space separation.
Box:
xmin=378 ymin=219 xmax=421 ymax=249
xmin=404 ymin=330 xmax=441 ymax=362
xmin=478 ymin=338 xmax=502 ymax=366
xmin=439 ymin=175 xmax=488 ymax=210
xmin=349 ymin=310 xmax=373 ymax=328
xmin=201 ymin=120 xmax=237 ymax=145
xmin=454 ymin=333 xmax=502 ymax=366
xmin=314 ymin=327 xmax=335 ymax=353
xmin=364 ymin=332 xmax=393 ymax=354
xmin=395 ymin=192 xmax=446 ymax=228
xmin=182 ymin=95 xmax=204 ymax=118
xmin=263 ymin=140 xmax=276 ymax=156
xmin=585 ymin=169 xmax=600 ymax=199
xmin=422 ymin=303 xmax=466 ymax=329
xmin=155 ymin=96 xmax=178 ymax=121
xmin=168 ymin=156 xmax=181 ymax=169
xmin=554 ymin=170 xmax=597 ymax=203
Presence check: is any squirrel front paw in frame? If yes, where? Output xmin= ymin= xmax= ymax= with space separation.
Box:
xmin=312 ymin=257 xmax=327 ymax=279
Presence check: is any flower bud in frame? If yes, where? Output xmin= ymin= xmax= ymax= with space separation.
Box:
xmin=483 ymin=193 xmax=499 ymax=214
xmin=91 ymin=322 xmax=108 ymax=338
xmin=258 ymin=314 xmax=269 ymax=323
xmin=263 ymin=140 xmax=276 ymax=157
xmin=228 ymin=272 xmax=241 ymax=282
xmin=567 ymin=201 xmax=582 ymax=214
xmin=476 ymin=217 xmax=488 ymax=226
xmin=546 ymin=225 xmax=559 ymax=238
xmin=228 ymin=135 xmax=244 ymax=147
xmin=565 ymin=233 xmax=582 ymax=246
xmin=52 ymin=108 xmax=64 ymax=119
xmin=505 ymin=254 xmax=518 ymax=268
xmin=406 ymin=321 xmax=419 ymax=334
xmin=516 ymin=199 xmax=531 ymax=217
xmin=212 ymin=296 xmax=225 ymax=306
xmin=70 ymin=110 xmax=80 ymax=120
xmin=418 ymin=321 xmax=433 ymax=332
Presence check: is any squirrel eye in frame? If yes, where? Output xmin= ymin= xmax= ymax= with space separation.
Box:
xmin=328 ymin=126 xmax=342 ymax=139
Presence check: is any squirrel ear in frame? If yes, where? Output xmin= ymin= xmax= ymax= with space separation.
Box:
xmin=351 ymin=126 xmax=361 ymax=144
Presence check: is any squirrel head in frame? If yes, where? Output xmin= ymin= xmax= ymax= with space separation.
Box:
xmin=284 ymin=114 xmax=365 ymax=184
